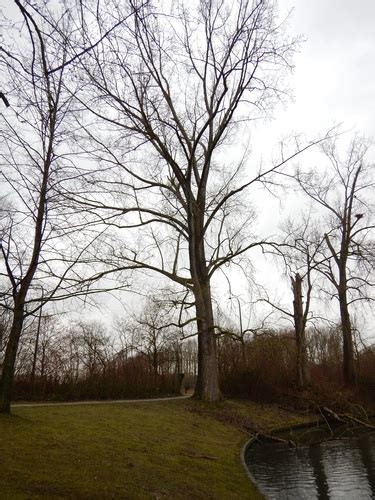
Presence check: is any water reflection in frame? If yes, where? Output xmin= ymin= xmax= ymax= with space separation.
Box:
xmin=309 ymin=444 xmax=329 ymax=499
xmin=357 ymin=433 xmax=375 ymax=497
xmin=246 ymin=431 xmax=375 ymax=499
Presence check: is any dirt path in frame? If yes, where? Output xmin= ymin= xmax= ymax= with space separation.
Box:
xmin=13 ymin=395 xmax=191 ymax=408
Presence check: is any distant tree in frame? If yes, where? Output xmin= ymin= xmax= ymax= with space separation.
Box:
xmin=73 ymin=321 xmax=111 ymax=377
xmin=295 ymin=136 xmax=375 ymax=384
xmin=14 ymin=314 xmax=62 ymax=383
xmin=261 ymin=219 xmax=326 ymax=388
xmin=122 ymin=298 xmax=178 ymax=381
xmin=306 ymin=325 xmax=342 ymax=370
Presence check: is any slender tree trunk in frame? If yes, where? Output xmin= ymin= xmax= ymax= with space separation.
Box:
xmin=0 ymin=173 xmax=48 ymax=411
xmin=291 ymin=273 xmax=310 ymax=388
xmin=300 ymin=337 xmax=310 ymax=387
xmin=338 ymin=262 xmax=355 ymax=385
xmin=152 ymin=350 xmax=158 ymax=383
xmin=31 ymin=305 xmax=43 ymax=391
xmin=241 ymin=340 xmax=246 ymax=366
xmin=0 ymin=328 xmax=3 ymax=378
xmin=0 ymin=303 xmax=25 ymax=413
xmin=339 ymin=292 xmax=355 ymax=384
xmin=0 ymin=326 xmax=3 ymax=360
xmin=40 ymin=344 xmax=46 ymax=380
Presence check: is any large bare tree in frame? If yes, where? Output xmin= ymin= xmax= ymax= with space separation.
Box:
xmin=66 ymin=0 xmax=331 ymax=401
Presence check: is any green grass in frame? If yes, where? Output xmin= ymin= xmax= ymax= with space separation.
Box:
xmin=0 ymin=399 xmax=308 ymax=499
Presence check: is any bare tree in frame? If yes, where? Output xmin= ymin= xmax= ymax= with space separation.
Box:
xmin=73 ymin=321 xmax=111 ymax=377
xmin=127 ymin=298 xmax=177 ymax=381
xmin=290 ymin=272 xmax=310 ymax=387
xmin=0 ymin=1 xmax=114 ymax=413
xmin=65 ymin=0 xmax=329 ymax=401
xmin=295 ymin=136 xmax=375 ymax=384
xmin=261 ymin=219 xmax=326 ymax=387
xmin=14 ymin=314 xmax=62 ymax=383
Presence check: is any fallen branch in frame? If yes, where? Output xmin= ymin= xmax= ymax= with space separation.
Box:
xmin=182 ymin=453 xmax=218 ymax=460
xmin=243 ymin=425 xmax=296 ymax=447
xmin=257 ymin=432 xmax=297 ymax=448
xmin=340 ymin=413 xmax=375 ymax=430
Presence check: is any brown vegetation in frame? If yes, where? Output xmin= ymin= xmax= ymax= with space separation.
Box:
xmin=218 ymin=327 xmax=375 ymax=412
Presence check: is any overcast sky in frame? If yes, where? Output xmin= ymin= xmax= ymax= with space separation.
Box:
xmin=2 ymin=0 xmax=374 ymax=334
xmin=82 ymin=0 xmax=375 ymax=334
xmin=252 ymin=0 xmax=375 ymax=235
xmin=273 ymin=0 xmax=375 ymax=138
xmin=241 ymin=0 xmax=375 ymax=337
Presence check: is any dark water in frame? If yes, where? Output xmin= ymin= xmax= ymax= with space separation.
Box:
xmin=246 ymin=430 xmax=375 ymax=499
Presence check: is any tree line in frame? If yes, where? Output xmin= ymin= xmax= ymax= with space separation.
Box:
xmin=3 ymin=299 xmax=375 ymax=403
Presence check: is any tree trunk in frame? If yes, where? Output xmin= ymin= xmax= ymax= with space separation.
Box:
xmin=31 ymin=305 xmax=43 ymax=390
xmin=176 ymin=372 xmax=185 ymax=395
xmin=339 ymin=292 xmax=355 ymax=384
xmin=193 ymin=282 xmax=221 ymax=401
xmin=0 ymin=305 xmax=25 ymax=413
xmin=152 ymin=350 xmax=158 ymax=384
xmin=300 ymin=337 xmax=311 ymax=387
xmin=291 ymin=273 xmax=310 ymax=388
xmin=188 ymin=198 xmax=221 ymax=402
xmin=338 ymin=261 xmax=355 ymax=385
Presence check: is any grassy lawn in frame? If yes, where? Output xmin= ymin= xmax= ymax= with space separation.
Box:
xmin=0 ymin=398 xmax=308 ymax=499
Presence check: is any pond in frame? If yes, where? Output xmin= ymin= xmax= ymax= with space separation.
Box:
xmin=245 ymin=425 xmax=375 ymax=499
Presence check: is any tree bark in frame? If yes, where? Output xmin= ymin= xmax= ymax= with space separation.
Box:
xmin=337 ymin=259 xmax=356 ymax=385
xmin=152 ymin=348 xmax=158 ymax=383
xmin=189 ymin=199 xmax=221 ymax=401
xmin=0 ymin=302 xmax=25 ymax=413
xmin=291 ymin=273 xmax=310 ymax=388
xmin=194 ymin=282 xmax=221 ymax=401
xmin=339 ymin=291 xmax=355 ymax=384
xmin=31 ymin=305 xmax=43 ymax=391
